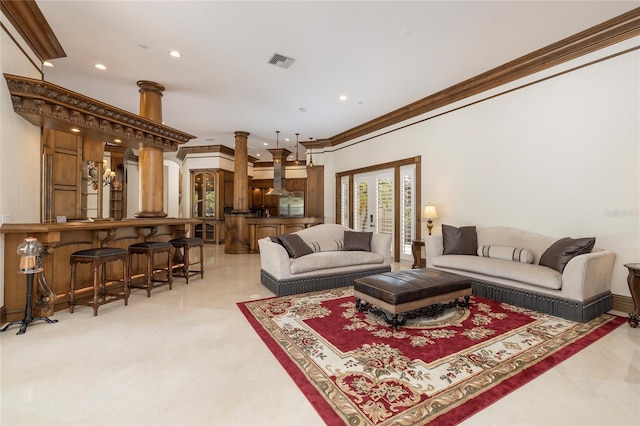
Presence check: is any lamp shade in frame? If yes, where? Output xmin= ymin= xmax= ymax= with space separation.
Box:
xmin=423 ymin=205 xmax=439 ymax=220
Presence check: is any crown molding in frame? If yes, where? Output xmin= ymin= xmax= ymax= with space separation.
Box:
xmin=5 ymin=74 xmax=196 ymax=151
xmin=0 ymin=0 xmax=65 ymax=61
xmin=329 ymin=7 xmax=640 ymax=146
xmin=177 ymin=145 xmax=259 ymax=163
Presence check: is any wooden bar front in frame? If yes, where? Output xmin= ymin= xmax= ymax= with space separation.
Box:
xmin=246 ymin=217 xmax=324 ymax=253
xmin=1 ymin=218 xmax=200 ymax=323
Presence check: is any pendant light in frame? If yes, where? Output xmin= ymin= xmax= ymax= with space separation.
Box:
xmin=308 ymin=137 xmax=314 ymax=167
xmin=294 ymin=133 xmax=300 ymax=165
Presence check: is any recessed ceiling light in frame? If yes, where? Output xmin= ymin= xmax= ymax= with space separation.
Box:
xmin=94 ymin=64 xmax=107 ymax=70
xmin=263 ymin=142 xmax=268 ymax=146
xmin=169 ymin=50 xmax=182 ymax=58
xmin=70 ymin=128 xmax=80 ymax=133
xmin=43 ymin=61 xmax=54 ymax=68
xmin=138 ymin=43 xmax=149 ymax=49
xmin=285 ymin=138 xmax=290 ymax=142
xmin=114 ymin=139 xmax=122 ymax=143
xmin=256 ymin=153 xmax=261 ymax=157
xmin=298 ymin=107 xmax=307 ymax=112
xmin=339 ymin=95 xmax=347 ymax=102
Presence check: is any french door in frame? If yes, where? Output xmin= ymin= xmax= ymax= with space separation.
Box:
xmin=337 ymin=157 xmax=419 ymax=263
xmin=353 ymin=171 xmax=394 ymax=253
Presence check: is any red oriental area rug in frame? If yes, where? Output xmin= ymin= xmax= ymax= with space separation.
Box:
xmin=238 ymin=287 xmax=624 ymax=425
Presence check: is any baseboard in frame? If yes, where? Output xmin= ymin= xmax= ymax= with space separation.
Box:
xmin=612 ymin=294 xmax=634 ymax=313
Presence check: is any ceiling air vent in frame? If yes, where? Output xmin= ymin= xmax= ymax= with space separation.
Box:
xmin=268 ymin=53 xmax=295 ymax=69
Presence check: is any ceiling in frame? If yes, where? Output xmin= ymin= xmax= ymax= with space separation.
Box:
xmin=36 ymin=1 xmax=637 ymax=162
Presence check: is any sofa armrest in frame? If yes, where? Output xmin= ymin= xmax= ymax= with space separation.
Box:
xmin=258 ymin=238 xmax=292 ymax=280
xmin=425 ymin=234 xmax=444 ymax=267
xmin=371 ymin=233 xmax=392 ymax=265
xmin=561 ymin=251 xmax=616 ymax=300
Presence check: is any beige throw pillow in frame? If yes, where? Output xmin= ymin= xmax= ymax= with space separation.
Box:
xmin=478 ymin=245 xmax=535 ymax=264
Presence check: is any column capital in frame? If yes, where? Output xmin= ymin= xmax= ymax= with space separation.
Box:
xmin=234 ymin=131 xmax=250 ymax=138
xmin=137 ymin=80 xmax=165 ymax=95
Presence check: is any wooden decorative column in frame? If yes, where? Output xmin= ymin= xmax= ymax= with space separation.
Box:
xmin=135 ymin=80 xmax=167 ymax=218
xmin=233 ymin=131 xmax=250 ymax=213
xmin=225 ymin=131 xmax=251 ymax=254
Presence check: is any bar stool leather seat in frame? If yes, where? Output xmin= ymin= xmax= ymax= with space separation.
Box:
xmin=128 ymin=242 xmax=173 ymax=297
xmin=169 ymin=237 xmax=204 ymax=284
xmin=69 ymin=247 xmax=129 ymax=316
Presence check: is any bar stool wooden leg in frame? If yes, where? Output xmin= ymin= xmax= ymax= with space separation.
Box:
xmin=92 ymin=263 xmax=99 ymax=317
xmin=70 ymin=263 xmax=77 ymax=313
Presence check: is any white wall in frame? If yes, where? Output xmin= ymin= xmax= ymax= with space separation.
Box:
xmin=0 ymin=16 xmax=44 ymax=307
xmin=325 ymin=39 xmax=639 ymax=298
xmin=164 ymin=160 xmax=181 ymax=218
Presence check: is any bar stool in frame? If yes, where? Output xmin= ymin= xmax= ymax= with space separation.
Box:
xmin=128 ymin=242 xmax=173 ymax=297
xmin=169 ymin=237 xmax=204 ymax=284
xmin=69 ymin=248 xmax=129 ymax=316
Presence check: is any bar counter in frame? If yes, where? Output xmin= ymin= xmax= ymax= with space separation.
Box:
xmin=246 ymin=216 xmax=323 ymax=253
xmin=1 ymin=218 xmax=200 ymax=323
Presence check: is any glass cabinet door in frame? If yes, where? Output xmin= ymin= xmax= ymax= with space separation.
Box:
xmin=205 ymin=172 xmax=215 ymax=217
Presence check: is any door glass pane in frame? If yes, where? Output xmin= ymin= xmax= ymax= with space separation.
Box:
xmin=340 ymin=176 xmax=349 ymax=226
xmin=376 ymin=176 xmax=393 ymax=236
xmin=400 ymin=166 xmax=415 ymax=258
xmin=354 ymin=180 xmax=369 ymax=231
xmin=205 ymin=172 xmax=215 ymax=217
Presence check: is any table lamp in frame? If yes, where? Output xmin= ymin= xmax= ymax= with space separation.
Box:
xmin=423 ymin=205 xmax=439 ymax=236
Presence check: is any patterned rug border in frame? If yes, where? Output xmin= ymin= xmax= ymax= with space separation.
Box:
xmin=237 ymin=287 xmax=626 ymax=425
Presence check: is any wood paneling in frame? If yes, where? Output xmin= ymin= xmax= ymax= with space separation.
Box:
xmin=246 ymin=217 xmax=324 ymax=253
xmin=43 ymin=129 xmax=83 ymax=221
xmin=306 ymin=166 xmax=324 ymax=218
xmin=0 ymin=218 xmax=200 ymax=323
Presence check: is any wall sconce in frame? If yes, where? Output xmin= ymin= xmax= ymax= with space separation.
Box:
xmin=88 ymin=160 xmax=117 ymax=189
xmin=423 ymin=204 xmax=439 ymax=235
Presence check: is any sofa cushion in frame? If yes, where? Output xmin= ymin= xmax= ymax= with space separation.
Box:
xmin=432 ymin=255 xmax=562 ymax=290
xmin=478 ymin=245 xmax=535 ymax=264
xmin=443 ymin=224 xmax=478 ymax=255
xmin=539 ymin=237 xmax=595 ymax=273
xmin=307 ymin=239 xmax=344 ymax=253
xmin=343 ymin=231 xmax=372 ymax=252
xmin=278 ymin=233 xmax=313 ymax=258
xmin=290 ymin=251 xmax=384 ymax=274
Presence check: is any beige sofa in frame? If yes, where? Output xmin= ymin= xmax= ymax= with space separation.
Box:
xmin=426 ymin=226 xmax=615 ymax=322
xmin=259 ymin=224 xmax=392 ymax=295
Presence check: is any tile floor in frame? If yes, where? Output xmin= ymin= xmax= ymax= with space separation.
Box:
xmin=1 ymin=244 xmax=639 ymax=425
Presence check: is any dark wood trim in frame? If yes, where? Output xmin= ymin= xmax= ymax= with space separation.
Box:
xmin=0 ymin=305 xmax=6 ymax=326
xmin=0 ymin=0 xmax=66 ymax=61
xmin=415 ymin=159 xmax=422 ymax=241
xmin=177 ymin=145 xmax=259 ymax=163
xmin=336 ymin=156 xmax=421 ymax=262
xmin=612 ymin=293 xmax=634 ymax=314
xmin=253 ymin=160 xmax=306 ymax=168
xmin=329 ymin=8 xmax=640 ymax=146
xmin=4 ymin=74 xmax=196 ymax=152
xmin=336 ymin=156 xmax=421 ymax=178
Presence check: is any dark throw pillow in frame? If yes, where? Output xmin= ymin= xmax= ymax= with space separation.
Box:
xmin=277 ymin=233 xmax=313 ymax=258
xmin=442 ymin=224 xmax=478 ymax=255
xmin=343 ymin=231 xmax=373 ymax=252
xmin=539 ymin=237 xmax=596 ymax=273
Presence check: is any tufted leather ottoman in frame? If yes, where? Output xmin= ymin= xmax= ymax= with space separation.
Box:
xmin=354 ymin=268 xmax=472 ymax=329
